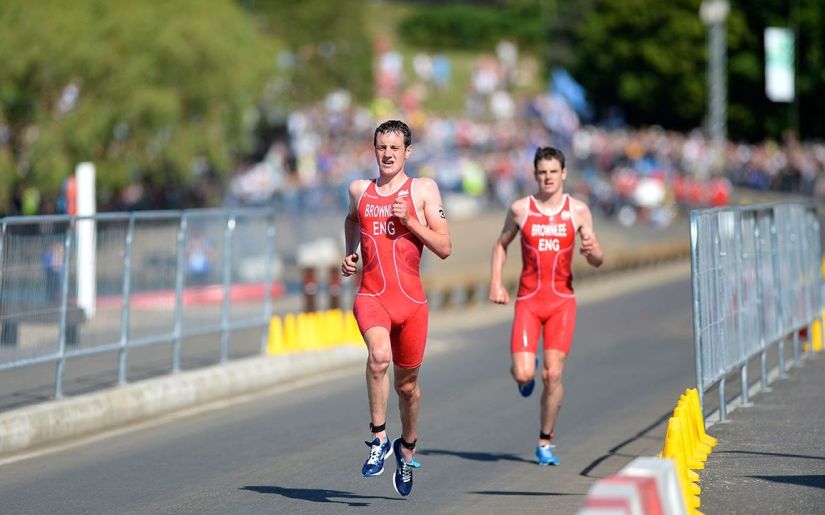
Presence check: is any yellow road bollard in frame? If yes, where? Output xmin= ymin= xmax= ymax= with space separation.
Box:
xmin=345 ymin=311 xmax=363 ymax=346
xmin=266 ymin=315 xmax=285 ymax=355
xmin=674 ymin=406 xmax=705 ymax=470
xmin=812 ymin=319 xmax=822 ymax=352
xmin=675 ymin=404 xmax=709 ymax=465
xmin=328 ymin=309 xmax=345 ymax=347
xmin=662 ymin=417 xmax=701 ymax=512
xmin=686 ymin=388 xmax=717 ymax=448
xmin=283 ymin=313 xmax=298 ymax=352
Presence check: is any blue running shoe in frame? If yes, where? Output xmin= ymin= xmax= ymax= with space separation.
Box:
xmin=361 ymin=437 xmax=393 ymax=477
xmin=536 ymin=444 xmax=559 ymax=466
xmin=518 ymin=379 xmax=535 ymax=397
xmin=518 ymin=355 xmax=540 ymax=397
xmin=392 ymin=438 xmax=421 ymax=497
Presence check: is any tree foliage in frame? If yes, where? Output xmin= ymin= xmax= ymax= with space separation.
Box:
xmin=0 ymin=0 xmax=279 ymax=214
xmin=398 ymin=0 xmax=552 ymax=53
xmin=571 ymin=0 xmax=713 ymax=131
xmin=250 ymin=0 xmax=374 ymax=105
xmin=730 ymin=0 xmax=825 ymax=140
xmin=571 ymin=0 xmax=825 ymax=140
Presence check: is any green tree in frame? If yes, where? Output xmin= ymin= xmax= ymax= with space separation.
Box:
xmin=397 ymin=0 xmax=552 ymax=53
xmin=250 ymin=0 xmax=374 ymax=105
xmin=0 ymin=0 xmax=280 ymax=214
xmin=729 ymin=0 xmax=825 ymax=140
xmin=572 ymin=0 xmax=825 ymax=140
xmin=571 ymin=0 xmax=716 ymax=131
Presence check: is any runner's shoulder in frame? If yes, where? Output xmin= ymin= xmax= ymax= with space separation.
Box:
xmin=509 ymin=196 xmax=532 ymax=218
xmin=412 ymin=176 xmax=440 ymax=194
xmin=349 ymin=178 xmax=372 ymax=198
xmin=567 ymin=195 xmax=591 ymax=214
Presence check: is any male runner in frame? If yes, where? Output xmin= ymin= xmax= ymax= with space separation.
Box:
xmin=341 ymin=120 xmax=451 ymax=497
xmin=488 ymin=146 xmax=603 ymax=466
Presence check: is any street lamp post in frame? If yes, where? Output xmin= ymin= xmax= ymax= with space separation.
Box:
xmin=700 ymin=0 xmax=729 ymax=178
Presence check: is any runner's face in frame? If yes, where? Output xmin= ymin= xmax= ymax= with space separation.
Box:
xmin=534 ymin=158 xmax=566 ymax=196
xmin=374 ymin=131 xmax=410 ymax=177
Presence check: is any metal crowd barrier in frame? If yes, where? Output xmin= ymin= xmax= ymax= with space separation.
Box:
xmin=0 ymin=208 xmax=282 ymax=399
xmin=690 ymin=202 xmax=822 ymax=420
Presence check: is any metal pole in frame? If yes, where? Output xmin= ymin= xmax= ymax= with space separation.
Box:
xmin=793 ymin=329 xmax=801 ymax=366
xmin=719 ymin=375 xmax=727 ymax=422
xmin=753 ymin=215 xmax=772 ymax=392
xmin=734 ymin=213 xmax=751 ymax=407
xmin=172 ymin=215 xmax=187 ymax=373
xmin=261 ymin=219 xmax=276 ymax=354
xmin=771 ymin=208 xmax=788 ymax=378
xmin=701 ymin=0 xmax=729 ymax=178
xmin=54 ymin=224 xmax=74 ymax=400
xmin=117 ymin=215 xmax=135 ymax=386
xmin=220 ymin=214 xmax=236 ymax=363
xmin=708 ymin=21 xmax=727 ymax=146
xmin=789 ymin=0 xmax=799 ymax=137
xmin=791 ymin=209 xmax=803 ymax=366
xmin=690 ymin=211 xmax=705 ymax=408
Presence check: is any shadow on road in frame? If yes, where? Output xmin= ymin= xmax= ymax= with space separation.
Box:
xmin=469 ymin=490 xmax=584 ymax=497
xmin=418 ymin=448 xmax=534 ymax=465
xmin=718 ymin=450 xmax=825 ymax=461
xmin=240 ymin=485 xmax=402 ymax=506
xmin=746 ymin=475 xmax=825 ymax=489
xmin=579 ymin=410 xmax=671 ymax=478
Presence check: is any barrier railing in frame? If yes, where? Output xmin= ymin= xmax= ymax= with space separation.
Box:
xmin=689 ymin=202 xmax=822 ymax=420
xmin=0 ymin=209 xmax=282 ymax=399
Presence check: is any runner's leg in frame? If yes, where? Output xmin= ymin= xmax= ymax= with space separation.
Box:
xmin=364 ymin=326 xmax=392 ymax=441
xmin=539 ymin=349 xmax=567 ymax=444
xmin=394 ymin=365 xmax=420 ymax=462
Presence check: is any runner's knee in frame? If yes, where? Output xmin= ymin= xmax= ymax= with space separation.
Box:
xmin=367 ymin=348 xmax=392 ymax=375
xmin=394 ymin=378 xmax=419 ymax=401
xmin=512 ymin=367 xmax=534 ymax=384
xmin=541 ymin=365 xmax=562 ymax=386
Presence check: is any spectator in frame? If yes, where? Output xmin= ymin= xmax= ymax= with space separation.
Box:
xmin=185 ymin=231 xmax=216 ymax=286
xmin=42 ymin=241 xmax=65 ymax=303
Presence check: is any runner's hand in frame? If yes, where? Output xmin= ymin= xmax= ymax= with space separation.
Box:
xmin=342 ymin=253 xmax=359 ymax=277
xmin=489 ymin=284 xmax=510 ymax=305
xmin=579 ymin=228 xmax=597 ymax=257
xmin=392 ymin=198 xmax=410 ymax=226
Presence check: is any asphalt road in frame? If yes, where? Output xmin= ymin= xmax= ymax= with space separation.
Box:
xmin=0 ymin=270 xmax=696 ymax=515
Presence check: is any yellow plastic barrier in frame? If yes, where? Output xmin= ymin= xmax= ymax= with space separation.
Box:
xmin=685 ymin=388 xmax=717 ymax=448
xmin=659 ymin=388 xmax=718 ymax=515
xmin=267 ymin=309 xmax=366 ymax=354
xmin=813 ymin=318 xmax=822 ymax=352
xmin=662 ymin=417 xmax=701 ymax=513
xmin=266 ymin=315 xmax=285 ymax=356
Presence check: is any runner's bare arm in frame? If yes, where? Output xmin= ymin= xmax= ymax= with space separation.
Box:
xmin=394 ymin=178 xmax=451 ymax=260
xmin=489 ymin=199 xmax=524 ymax=304
xmin=572 ymin=198 xmax=604 ymax=268
xmin=342 ymin=180 xmax=369 ymax=276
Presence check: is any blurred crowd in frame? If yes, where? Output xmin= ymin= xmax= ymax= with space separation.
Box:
xmin=228 ymin=41 xmax=825 ymax=227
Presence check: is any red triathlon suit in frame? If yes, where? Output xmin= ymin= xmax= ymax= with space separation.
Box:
xmin=353 ymin=176 xmax=428 ymax=368
xmin=510 ymin=194 xmax=578 ymax=355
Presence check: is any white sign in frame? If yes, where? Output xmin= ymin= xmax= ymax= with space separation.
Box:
xmin=765 ymin=27 xmax=795 ymax=102
xmin=75 ymin=162 xmax=97 ymax=318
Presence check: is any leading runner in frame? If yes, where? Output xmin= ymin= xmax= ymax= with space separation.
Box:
xmin=341 ymin=120 xmax=451 ymax=497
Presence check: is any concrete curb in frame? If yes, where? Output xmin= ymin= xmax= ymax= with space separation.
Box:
xmin=0 ymin=346 xmax=364 ymax=457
